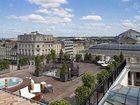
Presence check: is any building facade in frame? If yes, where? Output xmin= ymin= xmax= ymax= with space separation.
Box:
xmin=61 ymin=40 xmax=74 ymax=58
xmin=73 ymin=43 xmax=84 ymax=57
xmin=18 ymin=31 xmax=61 ymax=58
xmin=0 ymin=40 xmax=17 ymax=61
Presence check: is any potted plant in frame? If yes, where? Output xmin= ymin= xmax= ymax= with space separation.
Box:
xmin=96 ymin=70 xmax=109 ymax=92
xmin=35 ymin=56 xmax=43 ymax=77
xmin=60 ymin=63 xmax=68 ymax=82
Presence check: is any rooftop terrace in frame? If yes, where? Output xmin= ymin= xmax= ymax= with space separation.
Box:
xmin=0 ymin=90 xmax=39 ymax=105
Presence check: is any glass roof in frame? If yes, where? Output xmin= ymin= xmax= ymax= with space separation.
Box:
xmin=89 ymin=44 xmax=140 ymax=51
xmin=104 ymin=85 xmax=140 ymax=105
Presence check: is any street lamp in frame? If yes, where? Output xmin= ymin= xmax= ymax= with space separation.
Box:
xmin=16 ymin=52 xmax=20 ymax=70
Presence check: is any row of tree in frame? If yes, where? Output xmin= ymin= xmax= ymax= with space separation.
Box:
xmin=97 ymin=52 xmax=124 ymax=83
xmin=34 ymin=55 xmax=44 ymax=77
xmin=75 ymin=53 xmax=124 ymax=104
xmin=46 ymin=49 xmax=70 ymax=63
xmin=75 ymin=53 xmax=102 ymax=63
xmin=75 ymin=72 xmax=96 ymax=105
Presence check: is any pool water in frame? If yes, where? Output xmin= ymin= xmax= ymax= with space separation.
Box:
xmin=0 ymin=77 xmax=23 ymax=89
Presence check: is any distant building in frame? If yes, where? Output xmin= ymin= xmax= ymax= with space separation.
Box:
xmin=61 ymin=40 xmax=74 ymax=58
xmin=87 ymin=29 xmax=140 ymax=63
xmin=73 ymin=43 xmax=84 ymax=57
xmin=85 ymin=29 xmax=140 ymax=88
xmin=53 ymin=42 xmax=61 ymax=57
xmin=0 ymin=40 xmax=17 ymax=60
xmin=116 ymin=29 xmax=140 ymax=44
xmin=18 ymin=31 xmax=61 ymax=58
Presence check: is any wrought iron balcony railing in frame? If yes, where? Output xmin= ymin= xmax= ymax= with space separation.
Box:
xmin=80 ymin=60 xmax=127 ymax=105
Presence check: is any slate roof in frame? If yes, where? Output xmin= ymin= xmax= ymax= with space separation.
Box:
xmin=117 ymin=29 xmax=140 ymax=42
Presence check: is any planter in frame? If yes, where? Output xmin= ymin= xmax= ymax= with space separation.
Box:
xmin=60 ymin=74 xmax=68 ymax=82
xmin=35 ymin=70 xmax=42 ymax=77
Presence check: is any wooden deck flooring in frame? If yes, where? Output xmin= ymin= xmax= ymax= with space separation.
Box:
xmin=0 ymin=90 xmax=39 ymax=105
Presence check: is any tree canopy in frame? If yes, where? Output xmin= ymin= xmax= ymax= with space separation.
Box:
xmin=60 ymin=63 xmax=68 ymax=76
xmin=84 ymin=53 xmax=93 ymax=62
xmin=0 ymin=60 xmax=10 ymax=70
xmin=95 ymin=55 xmax=102 ymax=61
xmin=35 ymin=55 xmax=44 ymax=76
xmin=82 ymin=72 xmax=96 ymax=89
xmin=19 ymin=56 xmax=29 ymax=66
xmin=59 ymin=49 xmax=64 ymax=61
xmin=96 ymin=69 xmax=109 ymax=83
xmin=75 ymin=54 xmax=82 ymax=62
xmin=51 ymin=49 xmax=56 ymax=62
xmin=75 ymin=85 xmax=91 ymax=105
xmin=64 ymin=53 xmax=70 ymax=62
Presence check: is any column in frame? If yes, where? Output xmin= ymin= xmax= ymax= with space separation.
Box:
xmin=131 ymin=72 xmax=134 ymax=86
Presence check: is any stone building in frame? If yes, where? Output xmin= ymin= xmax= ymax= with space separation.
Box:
xmin=17 ymin=31 xmax=61 ymax=58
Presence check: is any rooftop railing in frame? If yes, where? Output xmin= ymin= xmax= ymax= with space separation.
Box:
xmin=80 ymin=60 xmax=127 ymax=105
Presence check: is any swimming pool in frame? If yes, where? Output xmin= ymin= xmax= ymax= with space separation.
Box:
xmin=0 ymin=77 xmax=23 ymax=89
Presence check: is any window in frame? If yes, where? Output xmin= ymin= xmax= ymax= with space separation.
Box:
xmin=136 ymin=73 xmax=140 ymax=79
xmin=137 ymin=58 xmax=139 ymax=63
xmin=37 ymin=45 xmax=39 ymax=47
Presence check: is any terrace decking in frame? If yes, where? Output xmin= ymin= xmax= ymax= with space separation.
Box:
xmin=0 ymin=90 xmax=39 ymax=105
xmin=0 ymin=63 xmax=101 ymax=104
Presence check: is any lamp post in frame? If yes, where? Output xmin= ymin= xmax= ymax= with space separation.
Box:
xmin=17 ymin=52 xmax=20 ymax=70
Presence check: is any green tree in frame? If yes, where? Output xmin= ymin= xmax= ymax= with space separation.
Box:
xmin=105 ymin=64 xmax=114 ymax=73
xmin=75 ymin=85 xmax=91 ymax=105
xmin=46 ymin=53 xmax=52 ymax=63
xmin=96 ymin=70 xmax=109 ymax=83
xmin=19 ymin=56 xmax=28 ymax=66
xmin=112 ymin=61 xmax=118 ymax=68
xmin=64 ymin=53 xmax=70 ymax=62
xmin=113 ymin=55 xmax=120 ymax=63
xmin=35 ymin=56 xmax=43 ymax=77
xmin=95 ymin=55 xmax=102 ymax=61
xmin=84 ymin=53 xmax=88 ymax=62
xmin=75 ymin=54 xmax=82 ymax=62
xmin=40 ymin=55 xmax=45 ymax=61
xmin=84 ymin=53 xmax=93 ymax=62
xmin=59 ymin=49 xmax=64 ymax=61
xmin=0 ymin=60 xmax=10 ymax=70
xmin=88 ymin=53 xmax=93 ymax=62
xmin=82 ymin=72 xmax=96 ymax=89
xmin=49 ymin=99 xmax=70 ymax=105
xmin=119 ymin=52 xmax=124 ymax=62
xmin=51 ymin=49 xmax=56 ymax=62
xmin=60 ymin=63 xmax=68 ymax=76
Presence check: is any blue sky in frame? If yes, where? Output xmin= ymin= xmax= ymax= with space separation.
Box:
xmin=0 ymin=0 xmax=140 ymax=38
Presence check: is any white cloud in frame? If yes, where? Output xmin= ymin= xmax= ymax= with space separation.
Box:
xmin=10 ymin=14 xmax=46 ymax=23
xmin=10 ymin=14 xmax=72 ymax=24
xmin=28 ymin=0 xmax=67 ymax=9
xmin=81 ymin=15 xmax=102 ymax=21
xmin=134 ymin=15 xmax=140 ymax=21
xmin=122 ymin=22 xmax=134 ymax=28
xmin=10 ymin=0 xmax=73 ymax=24
xmin=52 ymin=8 xmax=73 ymax=18
xmin=35 ymin=9 xmax=50 ymax=14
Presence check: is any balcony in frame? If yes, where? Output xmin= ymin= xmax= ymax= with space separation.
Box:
xmin=80 ymin=60 xmax=127 ymax=105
